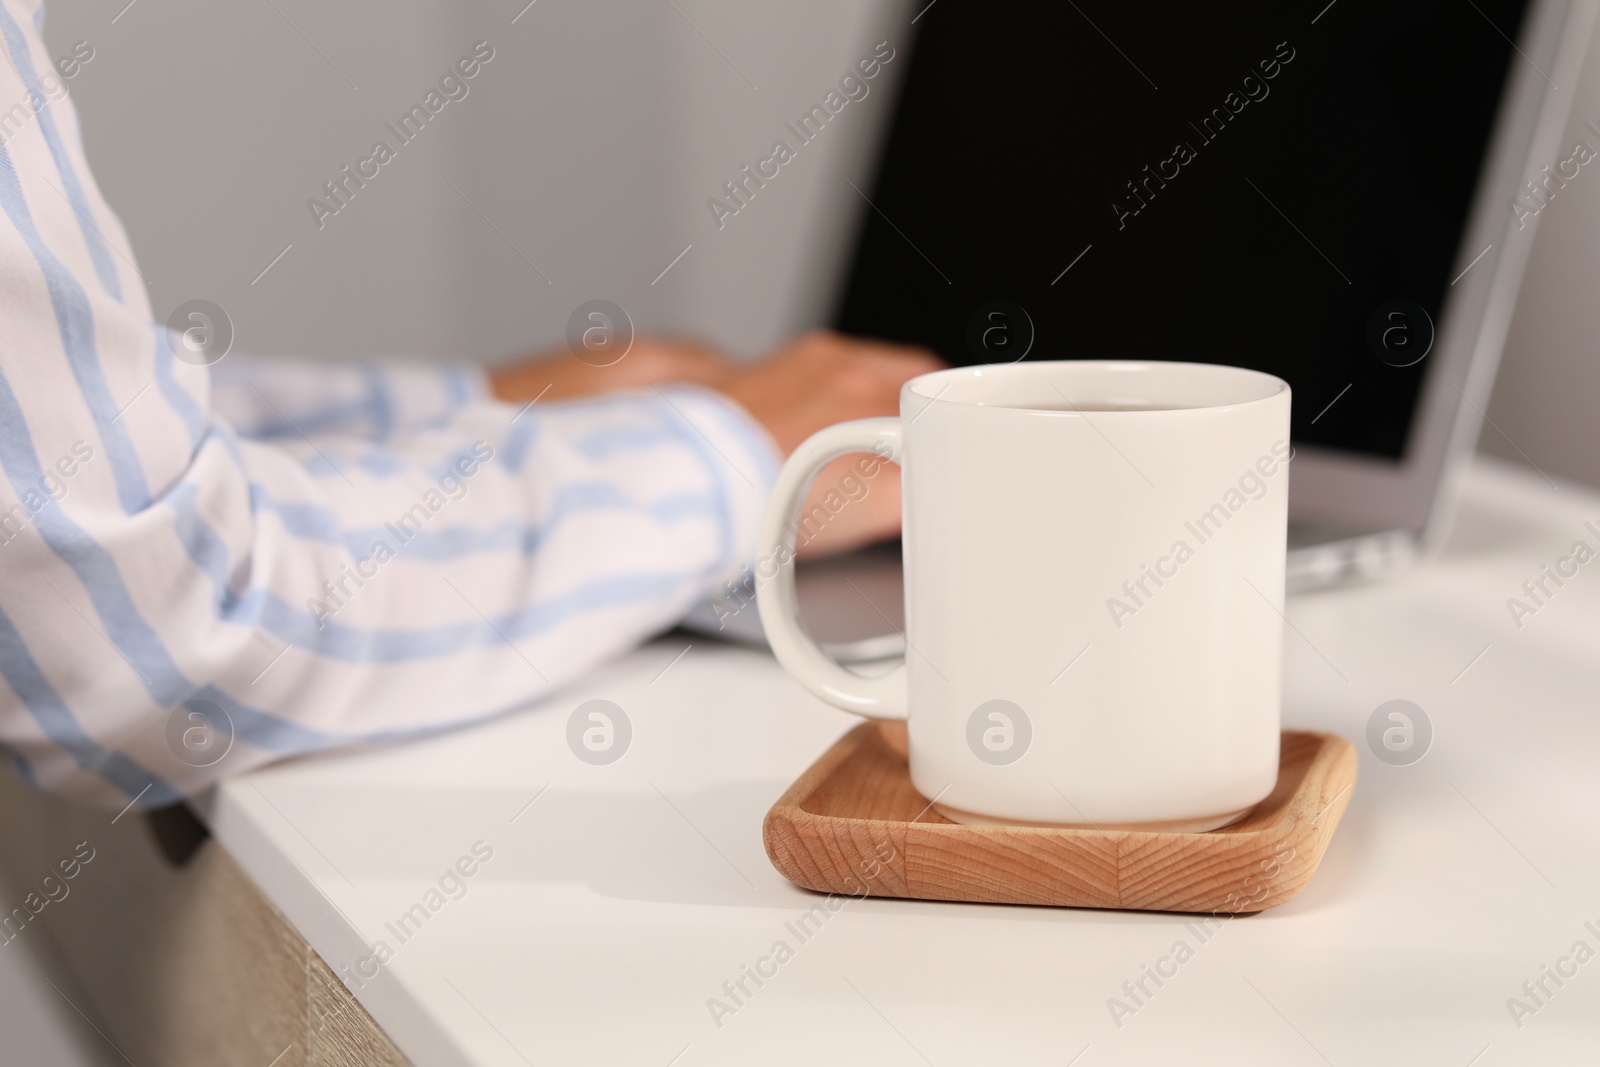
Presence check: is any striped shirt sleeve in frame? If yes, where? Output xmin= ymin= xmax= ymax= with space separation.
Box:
xmin=207 ymin=354 xmax=489 ymax=443
xmin=0 ymin=0 xmax=780 ymax=808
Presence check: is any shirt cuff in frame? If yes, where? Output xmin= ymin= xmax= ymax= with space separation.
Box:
xmin=652 ymin=384 xmax=782 ymax=587
xmin=384 ymin=361 xmax=490 ymax=426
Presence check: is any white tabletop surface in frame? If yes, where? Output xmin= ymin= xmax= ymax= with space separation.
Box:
xmin=202 ymin=456 xmax=1600 ymax=1067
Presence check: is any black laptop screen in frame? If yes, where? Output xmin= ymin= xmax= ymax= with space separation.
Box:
xmin=831 ymin=0 xmax=1529 ymax=459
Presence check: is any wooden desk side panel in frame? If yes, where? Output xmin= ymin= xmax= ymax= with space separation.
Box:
xmin=0 ymin=767 xmax=410 ymax=1067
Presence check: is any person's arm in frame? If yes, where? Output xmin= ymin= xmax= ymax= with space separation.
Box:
xmin=0 ymin=3 xmax=933 ymax=807
xmin=4 ymin=349 xmax=783 ymax=809
xmin=0 ymin=6 xmax=780 ymax=806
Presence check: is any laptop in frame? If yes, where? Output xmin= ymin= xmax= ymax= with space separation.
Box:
xmin=686 ymin=0 xmax=1595 ymax=658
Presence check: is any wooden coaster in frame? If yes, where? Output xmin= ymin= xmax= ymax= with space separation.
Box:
xmin=763 ymin=721 xmax=1356 ymax=913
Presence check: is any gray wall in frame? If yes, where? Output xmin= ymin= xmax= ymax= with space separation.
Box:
xmin=40 ymin=0 xmax=1600 ymax=487
xmin=41 ymin=0 xmax=894 ymax=363
xmin=1485 ymin=14 xmax=1600 ymax=491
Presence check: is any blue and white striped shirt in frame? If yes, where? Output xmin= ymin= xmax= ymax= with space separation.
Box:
xmin=0 ymin=0 xmax=778 ymax=808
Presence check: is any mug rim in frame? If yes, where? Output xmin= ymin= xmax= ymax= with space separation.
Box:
xmin=903 ymin=360 xmax=1289 ymax=414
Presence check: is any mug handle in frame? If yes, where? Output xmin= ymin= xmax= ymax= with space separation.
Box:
xmin=755 ymin=418 xmax=909 ymax=720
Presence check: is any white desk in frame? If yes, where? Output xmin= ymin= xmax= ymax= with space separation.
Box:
xmin=202 ymin=457 xmax=1600 ymax=1066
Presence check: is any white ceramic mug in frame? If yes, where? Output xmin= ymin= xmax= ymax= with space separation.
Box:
xmin=757 ymin=361 xmax=1292 ymax=830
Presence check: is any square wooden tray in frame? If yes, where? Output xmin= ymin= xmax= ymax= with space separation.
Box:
xmin=763 ymin=721 xmax=1356 ymax=913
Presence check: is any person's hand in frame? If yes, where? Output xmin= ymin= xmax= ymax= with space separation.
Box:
xmin=715 ymin=330 xmax=942 ymax=454
xmin=715 ymin=331 xmax=942 ymax=557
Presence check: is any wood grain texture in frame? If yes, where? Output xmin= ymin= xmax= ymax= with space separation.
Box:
xmin=764 ymin=722 xmax=1356 ymax=914
xmin=308 ymin=951 xmax=414 ymax=1067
